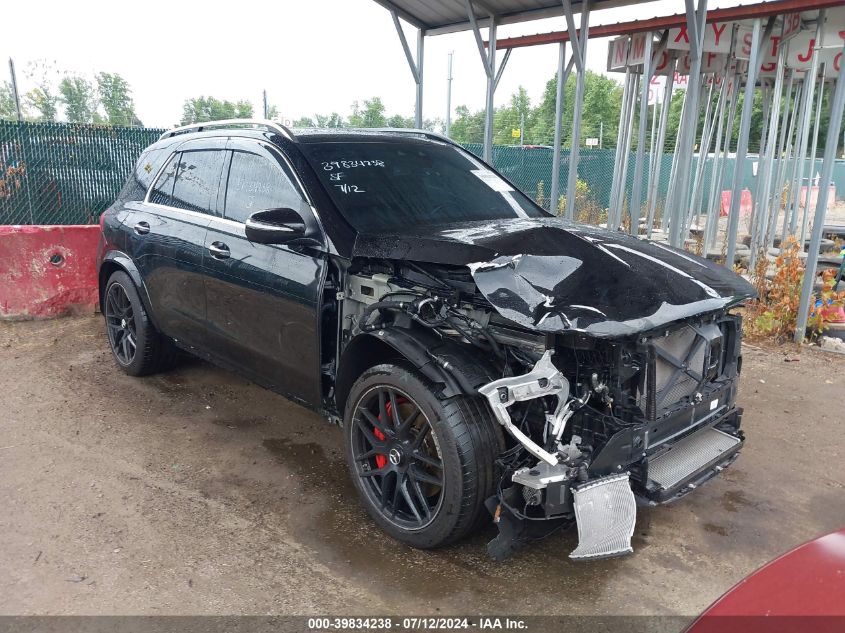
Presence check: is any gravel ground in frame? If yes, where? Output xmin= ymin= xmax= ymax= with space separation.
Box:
xmin=1 ymin=315 xmax=844 ymax=616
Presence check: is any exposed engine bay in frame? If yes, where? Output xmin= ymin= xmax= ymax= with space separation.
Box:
xmin=336 ymin=256 xmax=746 ymax=561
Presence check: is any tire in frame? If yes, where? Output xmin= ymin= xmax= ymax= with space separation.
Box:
xmin=103 ymin=270 xmax=175 ymax=376
xmin=343 ymin=363 xmax=502 ymax=549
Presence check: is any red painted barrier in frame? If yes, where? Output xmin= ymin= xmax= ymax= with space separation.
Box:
xmin=0 ymin=225 xmax=99 ymax=320
xmin=720 ymin=189 xmax=752 ymax=217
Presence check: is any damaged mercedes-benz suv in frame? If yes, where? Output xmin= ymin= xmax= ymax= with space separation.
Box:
xmin=97 ymin=121 xmax=755 ymax=560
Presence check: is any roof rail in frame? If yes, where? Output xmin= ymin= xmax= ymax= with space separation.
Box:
xmin=363 ymin=127 xmax=458 ymax=145
xmin=158 ymin=118 xmax=295 ymax=141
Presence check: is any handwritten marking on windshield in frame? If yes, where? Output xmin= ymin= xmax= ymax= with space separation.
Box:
xmin=322 ymin=160 xmax=385 ymax=171
xmin=329 ymin=172 xmax=345 ymax=181
xmin=334 ymin=183 xmax=365 ymax=194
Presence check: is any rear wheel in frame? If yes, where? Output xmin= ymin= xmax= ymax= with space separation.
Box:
xmin=103 ymin=270 xmax=174 ymax=376
xmin=343 ymin=363 xmax=501 ymax=548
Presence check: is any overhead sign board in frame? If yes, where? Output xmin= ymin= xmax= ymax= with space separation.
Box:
xmin=627 ymin=32 xmax=652 ymax=66
xmin=667 ymin=22 xmax=732 ymax=53
xmin=607 ymin=36 xmax=630 ymax=71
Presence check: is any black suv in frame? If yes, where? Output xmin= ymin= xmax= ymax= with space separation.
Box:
xmin=97 ymin=120 xmax=755 ymax=560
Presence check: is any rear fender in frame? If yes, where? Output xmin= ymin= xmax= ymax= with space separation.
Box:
xmin=98 ymin=250 xmax=160 ymax=330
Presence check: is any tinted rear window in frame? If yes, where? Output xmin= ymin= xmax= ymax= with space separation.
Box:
xmin=299 ymin=139 xmax=545 ymax=232
xmin=149 ymin=153 xmax=179 ymax=206
xmin=170 ymin=150 xmax=226 ymax=215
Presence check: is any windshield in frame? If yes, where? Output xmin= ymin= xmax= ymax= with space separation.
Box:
xmin=299 ymin=138 xmax=547 ymax=232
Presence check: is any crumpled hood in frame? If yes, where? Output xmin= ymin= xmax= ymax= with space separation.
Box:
xmin=353 ymin=217 xmax=756 ymax=337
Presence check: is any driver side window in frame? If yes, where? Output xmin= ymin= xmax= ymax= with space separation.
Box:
xmin=224 ymin=150 xmax=304 ymax=223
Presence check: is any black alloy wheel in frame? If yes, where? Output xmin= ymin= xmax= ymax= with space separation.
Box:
xmin=105 ymin=281 xmax=137 ymax=366
xmin=102 ymin=270 xmax=175 ymax=376
xmin=350 ymin=385 xmax=444 ymax=530
xmin=344 ymin=363 xmax=503 ymax=549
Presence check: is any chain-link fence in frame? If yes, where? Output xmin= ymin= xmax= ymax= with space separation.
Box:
xmin=2 ymin=120 xmax=843 ymax=229
xmin=0 ymin=121 xmax=165 ymax=225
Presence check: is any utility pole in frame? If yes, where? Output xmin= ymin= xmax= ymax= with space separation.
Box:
xmin=262 ymin=90 xmax=268 ymax=119
xmin=599 ymin=120 xmax=603 ymax=149
xmin=446 ymin=51 xmax=453 ymax=138
xmin=9 ymin=58 xmax=22 ymax=122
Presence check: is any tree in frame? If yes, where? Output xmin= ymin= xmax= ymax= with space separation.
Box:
xmin=530 ymin=71 xmax=622 ymax=148
xmin=22 ymin=59 xmax=60 ymax=122
xmin=315 ymin=112 xmax=345 ymax=128
xmin=59 ymin=75 xmax=98 ymax=123
xmin=293 ymin=116 xmax=316 ymax=127
xmin=449 ymin=105 xmax=486 ymax=144
xmin=25 ymin=86 xmax=58 ymax=121
xmin=180 ymin=96 xmax=254 ymax=125
xmin=493 ymin=86 xmax=533 ymax=145
xmin=1 ymin=81 xmax=18 ymax=120
xmin=386 ymin=113 xmax=413 ymax=128
xmin=96 ymin=73 xmax=138 ymax=126
xmin=348 ymin=97 xmax=387 ymax=128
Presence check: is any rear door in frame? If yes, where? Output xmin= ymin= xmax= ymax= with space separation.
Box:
xmin=203 ymin=140 xmax=326 ymax=407
xmin=128 ymin=139 xmax=227 ymax=348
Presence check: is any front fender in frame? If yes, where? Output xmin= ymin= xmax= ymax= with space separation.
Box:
xmin=334 ymin=325 xmax=500 ymax=415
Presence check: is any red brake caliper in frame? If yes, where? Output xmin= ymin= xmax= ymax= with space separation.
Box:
xmin=373 ymin=398 xmax=405 ymax=469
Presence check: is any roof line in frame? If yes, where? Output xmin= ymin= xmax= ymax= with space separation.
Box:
xmin=159 ymin=119 xmax=295 ymax=141
xmin=489 ymin=0 xmax=840 ymax=50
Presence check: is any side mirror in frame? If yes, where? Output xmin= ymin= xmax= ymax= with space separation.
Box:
xmin=244 ymin=208 xmax=307 ymax=245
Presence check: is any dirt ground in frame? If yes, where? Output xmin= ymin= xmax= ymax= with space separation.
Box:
xmin=1 ymin=315 xmax=844 ymax=617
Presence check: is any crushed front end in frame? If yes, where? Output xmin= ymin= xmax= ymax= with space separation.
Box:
xmin=478 ymin=314 xmax=745 ymax=561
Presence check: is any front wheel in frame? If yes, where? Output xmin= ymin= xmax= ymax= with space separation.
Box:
xmin=343 ymin=363 xmax=502 ymax=548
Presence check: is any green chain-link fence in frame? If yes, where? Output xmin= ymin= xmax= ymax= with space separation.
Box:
xmin=3 ymin=121 xmax=843 ymax=228
xmin=0 ymin=121 xmax=164 ymax=225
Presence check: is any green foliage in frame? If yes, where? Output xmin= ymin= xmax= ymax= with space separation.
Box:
xmin=449 ymin=71 xmax=623 ymax=148
xmin=1 ymin=81 xmax=17 ymax=120
xmin=59 ymin=76 xmax=98 ymax=124
xmin=96 ymin=73 xmax=138 ymax=126
xmin=348 ymin=97 xmax=387 ymax=128
xmin=449 ymin=105 xmax=485 ymax=144
xmin=180 ymin=96 xmax=253 ymax=125
xmin=316 ymin=112 xmax=345 ymax=128
xmin=25 ymin=86 xmax=58 ymax=122
xmin=386 ymin=113 xmax=414 ymax=128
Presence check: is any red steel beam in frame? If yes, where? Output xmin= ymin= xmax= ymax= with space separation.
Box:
xmin=490 ymin=0 xmax=842 ymax=50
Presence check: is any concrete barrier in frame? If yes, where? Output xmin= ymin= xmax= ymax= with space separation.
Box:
xmin=0 ymin=225 xmax=99 ymax=320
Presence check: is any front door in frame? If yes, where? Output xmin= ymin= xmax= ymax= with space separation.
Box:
xmin=203 ymin=141 xmax=326 ymax=407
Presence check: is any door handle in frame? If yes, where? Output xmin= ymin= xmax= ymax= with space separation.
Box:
xmin=133 ymin=221 xmax=150 ymax=235
xmin=209 ymin=242 xmax=230 ymax=260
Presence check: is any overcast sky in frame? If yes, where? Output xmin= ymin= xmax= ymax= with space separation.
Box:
xmin=2 ymin=0 xmax=748 ymax=129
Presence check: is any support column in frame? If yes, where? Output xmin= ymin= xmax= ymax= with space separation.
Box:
xmin=390 ymin=11 xmax=425 ymax=129
xmin=779 ymin=79 xmax=803 ymax=246
xmin=416 ymin=30 xmax=425 ymax=128
xmin=550 ymin=42 xmax=571 ymax=214
xmin=646 ymin=59 xmax=676 ymax=237
xmin=725 ymin=18 xmax=767 ymax=268
xmin=484 ymin=19 xmax=497 ymax=161
xmin=563 ymin=0 xmax=591 ymax=220
xmin=795 ymin=40 xmax=845 ymax=342
xmin=750 ymin=47 xmax=786 ymax=268
xmin=666 ymin=0 xmax=708 ymax=247
xmin=789 ymin=11 xmax=825 ymax=237
xmin=800 ymin=64 xmax=826 ymax=245
xmin=629 ymin=33 xmax=654 ymax=235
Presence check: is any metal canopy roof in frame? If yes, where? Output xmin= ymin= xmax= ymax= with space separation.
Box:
xmin=372 ymin=0 xmax=644 ymax=35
